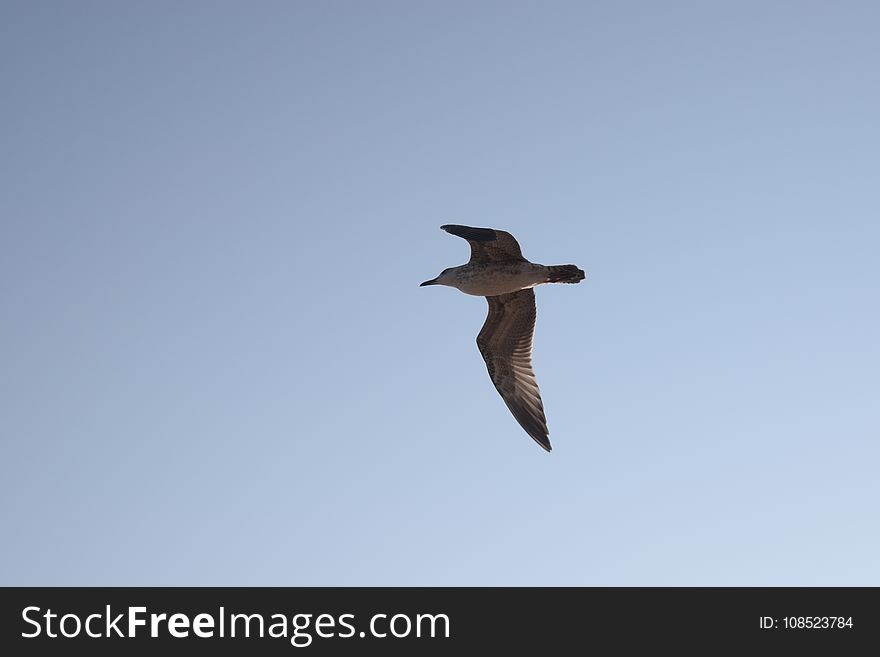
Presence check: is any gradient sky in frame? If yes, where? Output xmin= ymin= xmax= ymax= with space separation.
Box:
xmin=2 ymin=1 xmax=879 ymax=585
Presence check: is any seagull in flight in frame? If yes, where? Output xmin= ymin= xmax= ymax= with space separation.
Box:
xmin=420 ymin=225 xmax=585 ymax=451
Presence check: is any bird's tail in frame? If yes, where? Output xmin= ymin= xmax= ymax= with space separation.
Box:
xmin=546 ymin=264 xmax=586 ymax=284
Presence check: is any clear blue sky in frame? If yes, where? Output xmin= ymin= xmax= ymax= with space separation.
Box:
xmin=2 ymin=1 xmax=878 ymax=585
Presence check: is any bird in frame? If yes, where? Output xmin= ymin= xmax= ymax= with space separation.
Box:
xmin=420 ymin=224 xmax=585 ymax=451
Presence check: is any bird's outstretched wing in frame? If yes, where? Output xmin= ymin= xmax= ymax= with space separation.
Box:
xmin=441 ymin=224 xmax=525 ymax=263
xmin=476 ymin=289 xmax=550 ymax=451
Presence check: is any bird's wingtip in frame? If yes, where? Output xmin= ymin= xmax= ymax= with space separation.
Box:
xmin=440 ymin=224 xmax=497 ymax=242
xmin=534 ymin=436 xmax=552 ymax=452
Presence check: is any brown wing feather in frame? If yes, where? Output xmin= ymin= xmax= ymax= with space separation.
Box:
xmin=476 ymin=289 xmax=550 ymax=451
xmin=441 ymin=224 xmax=525 ymax=263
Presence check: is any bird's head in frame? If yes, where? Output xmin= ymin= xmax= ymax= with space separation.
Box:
xmin=420 ymin=267 xmax=454 ymax=287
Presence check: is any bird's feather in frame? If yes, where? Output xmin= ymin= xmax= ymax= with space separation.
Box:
xmin=476 ymin=289 xmax=551 ymax=451
xmin=441 ymin=224 xmax=526 ymax=263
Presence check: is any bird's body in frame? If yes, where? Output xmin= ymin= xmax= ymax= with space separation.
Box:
xmin=438 ymin=261 xmax=548 ymax=297
xmin=421 ymin=224 xmax=585 ymax=452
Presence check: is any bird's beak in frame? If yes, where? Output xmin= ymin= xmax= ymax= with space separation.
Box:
xmin=419 ymin=278 xmax=439 ymax=287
